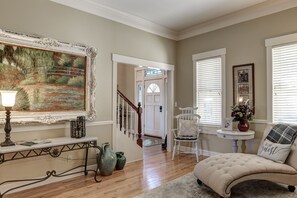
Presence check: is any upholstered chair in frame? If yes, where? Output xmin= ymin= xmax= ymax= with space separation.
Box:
xmin=193 ymin=123 xmax=297 ymax=197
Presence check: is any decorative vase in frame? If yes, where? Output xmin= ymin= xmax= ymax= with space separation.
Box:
xmin=115 ymin=152 xmax=126 ymax=170
xmin=97 ymin=142 xmax=117 ymax=176
xmin=237 ymin=118 xmax=250 ymax=132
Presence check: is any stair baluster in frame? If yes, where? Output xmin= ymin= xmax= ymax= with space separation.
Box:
xmin=117 ymin=90 xmax=142 ymax=147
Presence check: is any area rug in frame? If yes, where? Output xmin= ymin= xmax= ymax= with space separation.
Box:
xmin=143 ymin=136 xmax=163 ymax=147
xmin=134 ymin=173 xmax=297 ymax=198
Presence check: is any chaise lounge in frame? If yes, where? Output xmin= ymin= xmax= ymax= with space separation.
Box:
xmin=193 ymin=124 xmax=297 ymax=197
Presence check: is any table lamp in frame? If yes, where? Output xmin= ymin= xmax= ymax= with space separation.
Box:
xmin=0 ymin=90 xmax=17 ymax=147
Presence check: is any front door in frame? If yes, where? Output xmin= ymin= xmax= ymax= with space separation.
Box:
xmin=144 ymin=79 xmax=164 ymax=137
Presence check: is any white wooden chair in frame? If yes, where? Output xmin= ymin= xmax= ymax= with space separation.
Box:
xmin=172 ymin=113 xmax=201 ymax=162
xmin=179 ymin=107 xmax=198 ymax=114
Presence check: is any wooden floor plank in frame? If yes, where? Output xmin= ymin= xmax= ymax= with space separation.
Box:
xmin=5 ymin=145 xmax=202 ymax=198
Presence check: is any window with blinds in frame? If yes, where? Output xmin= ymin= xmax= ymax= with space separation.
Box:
xmin=195 ymin=57 xmax=222 ymax=126
xmin=272 ymin=43 xmax=297 ymax=123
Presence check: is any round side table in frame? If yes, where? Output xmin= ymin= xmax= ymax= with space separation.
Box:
xmin=216 ymin=129 xmax=255 ymax=153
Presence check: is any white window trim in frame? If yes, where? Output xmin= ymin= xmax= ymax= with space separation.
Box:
xmin=265 ymin=32 xmax=297 ymax=123
xmin=192 ymin=48 xmax=226 ymax=127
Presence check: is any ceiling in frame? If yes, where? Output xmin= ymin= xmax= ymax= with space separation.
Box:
xmin=52 ymin=0 xmax=297 ymax=40
xmin=88 ymin=0 xmax=267 ymax=32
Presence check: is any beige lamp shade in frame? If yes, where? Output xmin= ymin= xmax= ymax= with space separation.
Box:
xmin=0 ymin=90 xmax=17 ymax=107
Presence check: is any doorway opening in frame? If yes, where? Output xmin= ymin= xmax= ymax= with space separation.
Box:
xmin=112 ymin=54 xmax=174 ymax=155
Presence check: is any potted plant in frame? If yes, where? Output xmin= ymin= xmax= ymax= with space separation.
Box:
xmin=231 ymin=100 xmax=254 ymax=132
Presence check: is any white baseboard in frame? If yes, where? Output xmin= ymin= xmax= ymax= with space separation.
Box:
xmin=199 ymin=149 xmax=220 ymax=156
xmin=1 ymin=164 xmax=97 ymax=195
xmin=178 ymin=145 xmax=220 ymax=156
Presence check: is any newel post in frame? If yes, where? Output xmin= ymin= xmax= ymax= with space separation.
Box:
xmin=137 ymin=102 xmax=143 ymax=147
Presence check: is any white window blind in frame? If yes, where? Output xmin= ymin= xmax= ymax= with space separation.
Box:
xmin=196 ymin=57 xmax=222 ymax=126
xmin=272 ymin=43 xmax=297 ymax=123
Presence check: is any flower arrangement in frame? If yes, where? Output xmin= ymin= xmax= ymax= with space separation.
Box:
xmin=231 ymin=101 xmax=253 ymax=123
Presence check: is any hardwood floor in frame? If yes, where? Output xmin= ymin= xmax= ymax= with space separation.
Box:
xmin=6 ymin=145 xmax=201 ymax=198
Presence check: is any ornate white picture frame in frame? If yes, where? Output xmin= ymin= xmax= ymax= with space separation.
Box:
xmin=0 ymin=29 xmax=97 ymax=124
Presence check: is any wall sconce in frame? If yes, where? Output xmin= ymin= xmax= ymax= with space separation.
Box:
xmin=0 ymin=90 xmax=17 ymax=147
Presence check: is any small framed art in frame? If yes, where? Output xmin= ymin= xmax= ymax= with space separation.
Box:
xmin=222 ymin=118 xmax=233 ymax=131
xmin=233 ymin=63 xmax=255 ymax=110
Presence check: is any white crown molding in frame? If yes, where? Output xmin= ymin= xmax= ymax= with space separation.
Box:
xmin=50 ymin=0 xmax=178 ymax=40
xmin=178 ymin=0 xmax=297 ymax=40
xmin=51 ymin=0 xmax=297 ymax=41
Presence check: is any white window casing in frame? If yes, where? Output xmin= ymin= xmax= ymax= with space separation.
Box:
xmin=266 ymin=33 xmax=297 ymax=123
xmin=192 ymin=48 xmax=226 ymax=127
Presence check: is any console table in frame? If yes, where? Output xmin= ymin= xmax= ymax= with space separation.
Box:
xmin=217 ymin=129 xmax=255 ymax=153
xmin=0 ymin=137 xmax=101 ymax=197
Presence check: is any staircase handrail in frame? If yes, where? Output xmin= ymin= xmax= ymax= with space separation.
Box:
xmin=117 ymin=90 xmax=138 ymax=111
xmin=117 ymin=90 xmax=143 ymax=147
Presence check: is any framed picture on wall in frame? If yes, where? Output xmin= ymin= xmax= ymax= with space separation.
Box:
xmin=222 ymin=117 xmax=233 ymax=131
xmin=233 ymin=63 xmax=255 ymax=110
xmin=0 ymin=29 xmax=97 ymax=124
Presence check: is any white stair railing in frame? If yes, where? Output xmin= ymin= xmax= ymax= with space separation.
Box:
xmin=117 ymin=90 xmax=142 ymax=147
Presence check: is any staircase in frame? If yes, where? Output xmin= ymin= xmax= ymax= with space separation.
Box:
xmin=116 ymin=90 xmax=143 ymax=148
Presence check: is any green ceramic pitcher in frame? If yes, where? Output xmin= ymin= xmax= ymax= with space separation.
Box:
xmin=115 ymin=152 xmax=126 ymax=170
xmin=97 ymin=142 xmax=117 ymax=176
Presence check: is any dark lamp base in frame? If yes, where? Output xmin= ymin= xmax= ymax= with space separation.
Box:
xmin=1 ymin=106 xmax=15 ymax=147
xmin=0 ymin=139 xmax=15 ymax=147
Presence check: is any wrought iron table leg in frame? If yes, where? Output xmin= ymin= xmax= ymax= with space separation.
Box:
xmin=0 ymin=165 xmax=101 ymax=197
xmin=84 ymin=147 xmax=89 ymax=176
xmin=0 ymin=170 xmax=53 ymax=198
xmin=93 ymin=164 xmax=101 ymax=183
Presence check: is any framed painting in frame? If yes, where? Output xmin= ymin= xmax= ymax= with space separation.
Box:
xmin=233 ymin=63 xmax=255 ymax=110
xmin=0 ymin=29 xmax=97 ymax=124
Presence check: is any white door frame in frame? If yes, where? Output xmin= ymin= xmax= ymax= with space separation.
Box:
xmin=112 ymin=54 xmax=175 ymax=151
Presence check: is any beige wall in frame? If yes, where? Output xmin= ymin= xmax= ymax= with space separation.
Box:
xmin=176 ymin=7 xmax=297 ymax=153
xmin=1 ymin=0 xmax=297 ymax=185
xmin=117 ymin=63 xmax=135 ymax=101
xmin=0 ymin=0 xmax=175 ymax=183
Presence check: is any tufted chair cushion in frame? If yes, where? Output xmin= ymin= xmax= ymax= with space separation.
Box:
xmin=194 ymin=123 xmax=297 ymax=197
xmin=194 ymin=153 xmax=297 ymax=197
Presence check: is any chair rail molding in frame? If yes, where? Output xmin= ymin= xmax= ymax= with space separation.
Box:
xmin=0 ymin=120 xmax=113 ymax=133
